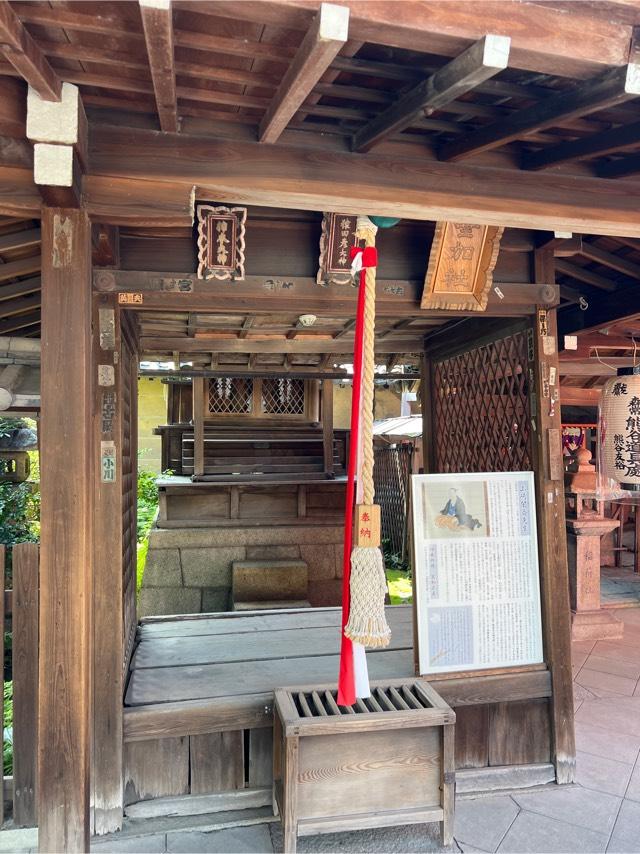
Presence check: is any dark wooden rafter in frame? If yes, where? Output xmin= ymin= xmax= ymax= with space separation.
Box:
xmin=438 ymin=63 xmax=640 ymax=162
xmin=352 ymin=33 xmax=510 ymax=153
xmin=0 ymin=0 xmax=61 ymax=100
xmin=555 ymin=259 xmax=618 ymax=291
xmin=259 ymin=2 xmax=349 ymax=144
xmin=0 ymin=226 xmax=40 ymax=253
xmin=579 ymin=239 xmax=640 ymax=279
xmin=138 ymin=0 xmax=178 ymax=133
xmin=597 ymin=153 xmax=640 ymax=179
xmin=523 ymin=118 xmax=640 ymax=171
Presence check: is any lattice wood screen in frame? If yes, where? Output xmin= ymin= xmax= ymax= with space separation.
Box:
xmin=262 ymin=378 xmax=305 ymax=415
xmin=208 ymin=377 xmax=253 ymax=414
xmin=432 ymin=328 xmax=533 ymax=472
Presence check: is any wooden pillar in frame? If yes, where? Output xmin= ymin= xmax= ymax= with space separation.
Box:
xmin=532 ymin=248 xmax=576 ymax=785
xmin=92 ymin=293 xmax=124 ymax=834
xmin=420 ymin=354 xmax=436 ymax=474
xmin=322 ymin=378 xmax=334 ymax=478
xmin=38 ymin=207 xmax=93 ymax=851
xmin=193 ymin=375 xmax=205 ymax=477
xmin=13 ymin=543 xmax=39 ymax=828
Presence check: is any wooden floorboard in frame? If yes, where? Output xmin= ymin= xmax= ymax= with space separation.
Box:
xmin=132 ymin=621 xmax=413 ymax=669
xmin=137 ymin=605 xmax=412 ymax=640
xmin=138 ymin=608 xmax=345 ymax=639
xmin=125 ymin=648 xmax=413 ymax=706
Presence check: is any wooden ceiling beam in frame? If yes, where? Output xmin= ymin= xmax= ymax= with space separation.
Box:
xmin=187 ymin=0 xmax=632 ymax=78
xmin=523 ymin=118 xmax=640 ymax=171
xmin=438 ymin=63 xmax=640 ymax=162
xmin=0 ymin=1 xmax=61 ymax=100
xmin=88 ymin=124 xmax=640 ymax=237
xmin=555 ymin=259 xmax=618 ymax=291
xmin=139 ymin=0 xmax=178 ymax=133
xmin=597 ymin=153 xmax=640 ymax=179
xmin=0 ymin=255 xmax=41 ymax=283
xmin=578 ymin=240 xmax=640 ymax=280
xmin=0 ymin=275 xmax=40 ymax=301
xmin=0 ymin=227 xmax=40 ymax=254
xmin=139 ymin=336 xmax=424 ymax=354
xmin=259 ymin=2 xmax=349 ymax=144
xmin=352 ymin=33 xmax=509 ymax=153
xmin=0 ymin=309 xmax=41 ymax=335
xmin=559 ymin=386 xmax=602 ymax=405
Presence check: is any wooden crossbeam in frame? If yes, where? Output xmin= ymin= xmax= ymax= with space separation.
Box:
xmin=597 ymin=154 xmax=640 ymax=179
xmin=438 ymin=63 xmax=640 ymax=162
xmin=87 ymin=124 xmax=640 ymax=237
xmin=0 ymin=1 xmax=61 ymax=100
xmin=555 ymin=259 xmax=618 ymax=291
xmin=352 ymin=34 xmax=510 ymax=153
xmin=139 ymin=0 xmax=178 ymax=133
xmin=259 ymin=3 xmax=349 ymax=144
xmin=579 ymin=240 xmax=640 ymax=280
xmin=558 ymin=386 xmax=602 ymax=405
xmin=140 ymin=336 xmax=424 ymax=354
xmin=523 ymin=118 xmax=640 ymax=171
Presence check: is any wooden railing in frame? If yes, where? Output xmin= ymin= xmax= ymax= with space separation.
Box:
xmin=1 ymin=542 xmax=39 ymax=828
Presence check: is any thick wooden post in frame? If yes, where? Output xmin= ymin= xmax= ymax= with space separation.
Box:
xmin=38 ymin=207 xmax=93 ymax=852
xmin=322 ymin=378 xmax=334 ymax=478
xmin=92 ymin=293 xmax=124 ymax=834
xmin=193 ymin=376 xmax=205 ymax=477
xmin=532 ymin=248 xmax=576 ymax=784
xmin=13 ymin=543 xmax=39 ymax=828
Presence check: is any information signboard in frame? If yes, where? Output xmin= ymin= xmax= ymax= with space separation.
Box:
xmin=411 ymin=471 xmax=544 ymax=675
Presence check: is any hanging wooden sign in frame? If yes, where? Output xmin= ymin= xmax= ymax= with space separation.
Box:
xmin=421 ymin=222 xmax=503 ymax=311
xmin=197 ymin=204 xmax=247 ymax=281
xmin=317 ymin=212 xmax=358 ymax=285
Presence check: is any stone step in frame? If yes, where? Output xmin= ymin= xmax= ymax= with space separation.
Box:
xmin=232 ymin=559 xmax=308 ymax=603
xmin=232 ymin=600 xmax=312 ymax=611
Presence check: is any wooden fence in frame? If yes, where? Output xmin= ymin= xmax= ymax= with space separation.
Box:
xmin=1 ymin=542 xmax=39 ymax=828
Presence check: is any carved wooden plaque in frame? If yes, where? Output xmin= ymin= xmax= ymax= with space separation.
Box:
xmin=197 ymin=204 xmax=247 ymax=281
xmin=317 ymin=212 xmax=358 ymax=285
xmin=421 ymin=222 xmax=503 ymax=311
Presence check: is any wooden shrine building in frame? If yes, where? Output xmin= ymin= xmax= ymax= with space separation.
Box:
xmin=3 ymin=0 xmax=640 ymax=850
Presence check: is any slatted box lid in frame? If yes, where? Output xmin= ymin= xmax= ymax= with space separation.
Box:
xmin=274 ymin=678 xmax=455 ymax=737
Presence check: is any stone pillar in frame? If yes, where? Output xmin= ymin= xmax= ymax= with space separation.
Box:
xmin=566 ymin=514 xmax=623 ymax=641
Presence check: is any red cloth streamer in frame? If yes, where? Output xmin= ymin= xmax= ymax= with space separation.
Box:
xmin=337 ymin=246 xmax=371 ymax=706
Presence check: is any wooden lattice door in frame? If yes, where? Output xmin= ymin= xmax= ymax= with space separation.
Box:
xmin=431 ymin=327 xmax=533 ymax=473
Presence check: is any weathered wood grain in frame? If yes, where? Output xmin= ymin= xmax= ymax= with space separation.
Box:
xmin=12 ymin=543 xmax=38 ymax=828
xmin=123 ymin=737 xmax=189 ymax=805
xmin=190 ymin=731 xmax=244 ymax=794
xmin=38 ymin=207 xmax=92 ymax=852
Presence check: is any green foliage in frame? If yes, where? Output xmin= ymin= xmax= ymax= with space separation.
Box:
xmin=3 ymin=681 xmax=12 ymax=775
xmin=137 ymin=539 xmax=149 ymax=596
xmin=136 ymin=466 xmax=172 ymax=594
xmin=386 ymin=569 xmax=413 ymax=605
xmin=137 ymin=469 xmax=160 ymax=543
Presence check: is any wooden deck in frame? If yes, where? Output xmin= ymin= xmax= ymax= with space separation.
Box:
xmin=125 ymin=606 xmax=414 ymax=709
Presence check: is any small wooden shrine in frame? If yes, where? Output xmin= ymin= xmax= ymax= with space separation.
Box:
xmin=2 ymin=1 xmax=640 ymax=851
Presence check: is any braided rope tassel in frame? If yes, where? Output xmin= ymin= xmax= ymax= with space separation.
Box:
xmin=344 ymin=216 xmax=391 ymax=649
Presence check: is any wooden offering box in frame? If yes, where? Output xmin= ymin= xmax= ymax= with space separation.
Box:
xmin=273 ymin=679 xmax=456 ymax=853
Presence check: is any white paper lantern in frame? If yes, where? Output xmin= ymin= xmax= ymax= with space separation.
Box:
xmin=599 ymin=368 xmax=640 ymax=491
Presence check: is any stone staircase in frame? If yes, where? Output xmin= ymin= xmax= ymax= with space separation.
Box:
xmin=231 ymin=558 xmax=311 ymax=611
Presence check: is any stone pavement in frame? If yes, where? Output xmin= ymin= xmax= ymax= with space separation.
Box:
xmin=3 ymin=608 xmax=640 ymax=854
